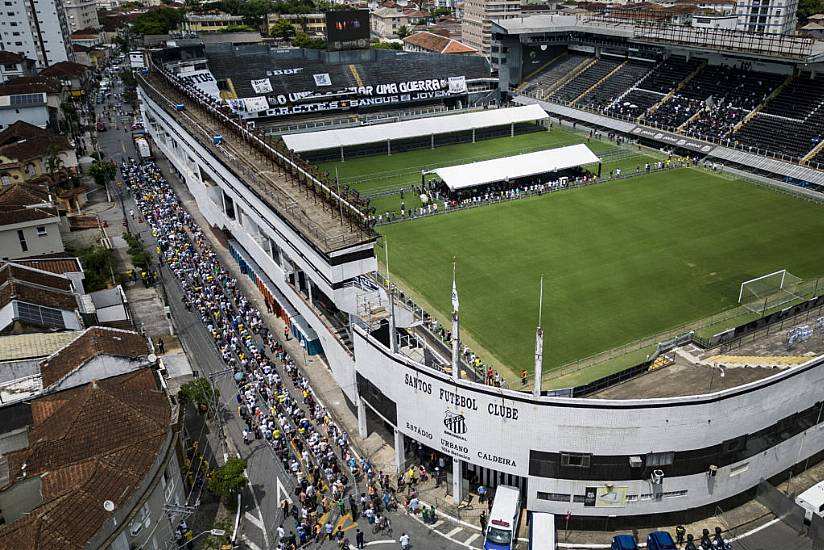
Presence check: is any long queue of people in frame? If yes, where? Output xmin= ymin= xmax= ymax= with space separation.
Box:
xmin=120 ymin=158 xmax=411 ymax=549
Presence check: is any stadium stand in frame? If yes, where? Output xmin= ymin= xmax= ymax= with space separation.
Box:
xmin=602 ymin=56 xmax=701 ymax=119
xmin=731 ymin=73 xmax=824 ymax=160
xmin=520 ymin=52 xmax=590 ymax=97
xmin=203 ymin=45 xmax=491 ymax=100
xmin=645 ymin=64 xmax=782 ymax=133
xmin=548 ymin=57 xmax=623 ymax=104
xmin=576 ymin=60 xmax=654 ymax=111
xmin=605 ymin=89 xmax=664 ymax=119
xmin=637 ymin=56 xmax=702 ymax=93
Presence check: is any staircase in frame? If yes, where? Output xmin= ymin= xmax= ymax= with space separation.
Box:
xmin=541 ymin=57 xmax=596 ymax=100
xmin=516 ymin=51 xmax=568 ymax=93
xmin=348 ymin=64 xmax=364 ymax=88
xmin=733 ymin=73 xmax=794 ymax=134
xmin=572 ymin=60 xmax=627 ymax=105
xmin=642 ymin=61 xmax=706 ymax=121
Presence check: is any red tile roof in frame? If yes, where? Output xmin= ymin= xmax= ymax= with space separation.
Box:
xmin=0 ymin=262 xmax=72 ymax=291
xmin=0 ymin=368 xmax=170 ymax=550
xmin=39 ymin=61 xmax=88 ymax=79
xmin=14 ymin=257 xmax=83 ymax=275
xmin=0 ymin=75 xmax=63 ymax=95
xmin=0 ymin=183 xmax=58 ymax=226
xmin=403 ymin=31 xmax=477 ymax=54
xmin=0 ymin=120 xmax=72 ymax=162
xmin=0 ymin=51 xmax=25 ymax=65
xmin=40 ymin=327 xmax=149 ymax=388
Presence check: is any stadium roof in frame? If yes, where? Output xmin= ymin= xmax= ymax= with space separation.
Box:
xmin=431 ymin=143 xmax=600 ymax=190
xmin=282 ymin=104 xmax=549 ymax=153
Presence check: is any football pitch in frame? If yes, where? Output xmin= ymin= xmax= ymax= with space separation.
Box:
xmin=319 ymin=128 xmax=658 ymax=215
xmin=378 ymin=169 xmax=824 ymax=385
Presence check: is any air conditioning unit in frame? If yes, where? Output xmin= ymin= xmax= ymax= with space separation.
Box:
xmin=651 ymin=469 xmax=665 ymax=485
xmin=629 ymin=456 xmax=643 ymax=468
xmin=708 ymin=465 xmax=718 ymax=478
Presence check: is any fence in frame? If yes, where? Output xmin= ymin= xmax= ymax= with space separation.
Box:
xmin=542 ymin=275 xmax=824 ymax=388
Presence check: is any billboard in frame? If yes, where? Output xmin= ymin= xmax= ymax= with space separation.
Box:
xmin=326 ymin=10 xmax=370 ymax=51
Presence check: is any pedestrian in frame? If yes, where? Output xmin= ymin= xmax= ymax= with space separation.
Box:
xmin=520 ymin=369 xmax=527 ymax=386
xmin=277 ymin=525 xmax=285 ymax=540
xmin=284 ymin=325 xmax=290 ymax=341
xmin=324 ymin=521 xmax=333 ymax=541
xmin=156 ymin=338 xmax=165 ymax=354
xmin=480 ymin=510 xmax=487 ymax=533
xmin=242 ymin=429 xmax=250 ymax=444
xmin=129 ymin=208 xmax=135 ymax=219
xmin=399 ymin=532 xmax=410 ymax=549
xmin=355 ymin=528 xmax=365 ymax=549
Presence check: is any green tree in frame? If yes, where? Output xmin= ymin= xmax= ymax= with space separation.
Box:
xmin=45 ymin=143 xmax=65 ymax=180
xmin=293 ymin=30 xmax=325 ymax=48
xmin=133 ymin=7 xmax=183 ymax=35
xmin=207 ymin=457 xmax=248 ymax=501
xmin=178 ymin=377 xmax=219 ymax=411
xmin=797 ymin=0 xmax=824 ymax=21
xmin=236 ymin=0 xmax=273 ymax=21
xmin=396 ymin=25 xmax=410 ymax=38
xmin=89 ymin=159 xmax=116 ymax=186
xmin=70 ymin=245 xmax=114 ymax=291
xmin=372 ymin=41 xmax=401 ymax=50
xmin=270 ymin=17 xmax=296 ymax=39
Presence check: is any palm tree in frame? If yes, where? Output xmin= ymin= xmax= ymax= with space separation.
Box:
xmin=45 ymin=143 xmax=65 ymax=180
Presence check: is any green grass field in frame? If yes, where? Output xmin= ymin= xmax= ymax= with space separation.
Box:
xmin=378 ymin=169 xmax=824 ymax=383
xmin=319 ymin=129 xmax=658 ymax=215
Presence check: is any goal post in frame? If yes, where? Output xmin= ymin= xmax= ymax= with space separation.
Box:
xmin=738 ymin=269 xmax=803 ymax=314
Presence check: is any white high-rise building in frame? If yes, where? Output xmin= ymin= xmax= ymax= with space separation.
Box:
xmin=0 ymin=0 xmax=72 ymax=67
xmin=462 ymin=0 xmax=520 ymax=57
xmin=735 ymin=0 xmax=799 ymax=34
xmin=64 ymin=0 xmax=99 ymax=33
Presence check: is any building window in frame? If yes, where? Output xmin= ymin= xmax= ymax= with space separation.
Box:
xmin=537 ymin=492 xmax=571 ymax=502
xmin=17 ymin=229 xmax=27 ymax=251
xmin=646 ymin=452 xmax=674 ymax=467
xmin=560 ymin=452 xmax=591 ymax=469
xmin=36 ymin=225 xmax=47 ymax=237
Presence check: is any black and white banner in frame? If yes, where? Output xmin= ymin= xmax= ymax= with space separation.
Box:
xmin=448 ymin=76 xmax=467 ymax=94
xmin=251 ymin=78 xmax=273 ymax=94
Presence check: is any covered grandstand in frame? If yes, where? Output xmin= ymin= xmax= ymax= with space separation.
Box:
xmin=428 ymin=143 xmax=600 ymax=190
xmin=281 ymin=104 xmax=549 ymax=161
xmin=153 ymin=43 xmax=498 ymax=123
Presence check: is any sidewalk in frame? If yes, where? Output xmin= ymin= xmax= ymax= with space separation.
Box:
xmin=154 ymin=156 xmax=397 ymax=470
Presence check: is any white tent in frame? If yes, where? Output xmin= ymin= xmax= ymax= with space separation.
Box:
xmin=431 ymin=143 xmax=600 ymax=190
xmin=281 ymin=104 xmax=549 ymax=153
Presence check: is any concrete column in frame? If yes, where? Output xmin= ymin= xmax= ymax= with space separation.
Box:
xmin=387 ymin=139 xmax=391 ymax=156
xmin=340 ymin=145 xmax=344 ymax=162
xmin=394 ymin=428 xmax=405 ymax=474
xmin=472 ymin=128 xmax=476 ymax=143
xmin=357 ymin=398 xmax=368 ymax=439
xmin=452 ymin=457 xmax=463 ymax=504
xmin=307 ymin=280 xmax=314 ymax=307
xmin=511 ymin=122 xmax=515 ymax=137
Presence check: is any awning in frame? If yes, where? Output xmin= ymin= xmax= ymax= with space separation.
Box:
xmin=228 ymin=239 xmax=298 ymax=319
xmin=281 ymin=104 xmax=549 ymax=153
xmin=431 ymin=143 xmax=600 ymax=190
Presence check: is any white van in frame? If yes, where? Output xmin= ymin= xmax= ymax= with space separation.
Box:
xmin=529 ymin=512 xmax=556 ymax=550
xmin=484 ymin=485 xmax=521 ymax=550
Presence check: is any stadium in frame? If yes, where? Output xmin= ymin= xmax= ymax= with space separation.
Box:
xmin=138 ymin=18 xmax=824 ymax=529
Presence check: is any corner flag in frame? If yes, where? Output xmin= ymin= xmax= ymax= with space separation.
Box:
xmin=451 ymin=262 xmax=459 ymax=313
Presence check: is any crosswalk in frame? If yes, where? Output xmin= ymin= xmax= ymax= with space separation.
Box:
xmin=412 ymin=515 xmax=486 ymax=549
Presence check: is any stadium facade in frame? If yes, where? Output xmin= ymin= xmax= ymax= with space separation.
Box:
xmin=138 ymin=38 xmax=824 ymax=527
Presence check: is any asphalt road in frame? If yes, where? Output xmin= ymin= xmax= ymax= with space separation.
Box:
xmin=94 ymin=85 xmax=450 ymax=550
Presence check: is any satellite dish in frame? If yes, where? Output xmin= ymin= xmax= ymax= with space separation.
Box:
xmin=103 ymin=500 xmax=116 ymax=512
xmin=148 ymin=353 xmax=158 ymax=363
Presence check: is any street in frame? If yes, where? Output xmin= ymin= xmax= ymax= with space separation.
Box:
xmin=94 ymin=79 xmax=457 ymax=550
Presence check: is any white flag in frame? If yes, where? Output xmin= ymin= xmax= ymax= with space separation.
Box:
xmin=451 ymin=274 xmax=459 ymax=312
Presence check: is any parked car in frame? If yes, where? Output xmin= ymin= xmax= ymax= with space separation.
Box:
xmin=646 ymin=531 xmax=677 ymax=550
xmin=611 ymin=534 xmax=638 ymax=550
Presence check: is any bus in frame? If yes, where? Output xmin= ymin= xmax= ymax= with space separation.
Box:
xmin=484 ymin=485 xmax=521 ymax=550
xmin=529 ymin=513 xmax=556 ymax=550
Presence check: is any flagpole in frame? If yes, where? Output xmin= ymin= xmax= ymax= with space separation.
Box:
xmin=451 ymin=260 xmax=460 ymax=383
xmin=533 ymin=275 xmax=544 ymax=397
xmin=386 ymin=239 xmax=396 ymax=353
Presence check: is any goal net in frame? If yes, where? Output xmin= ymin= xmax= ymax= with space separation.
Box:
xmin=738 ymin=270 xmax=803 ymax=314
